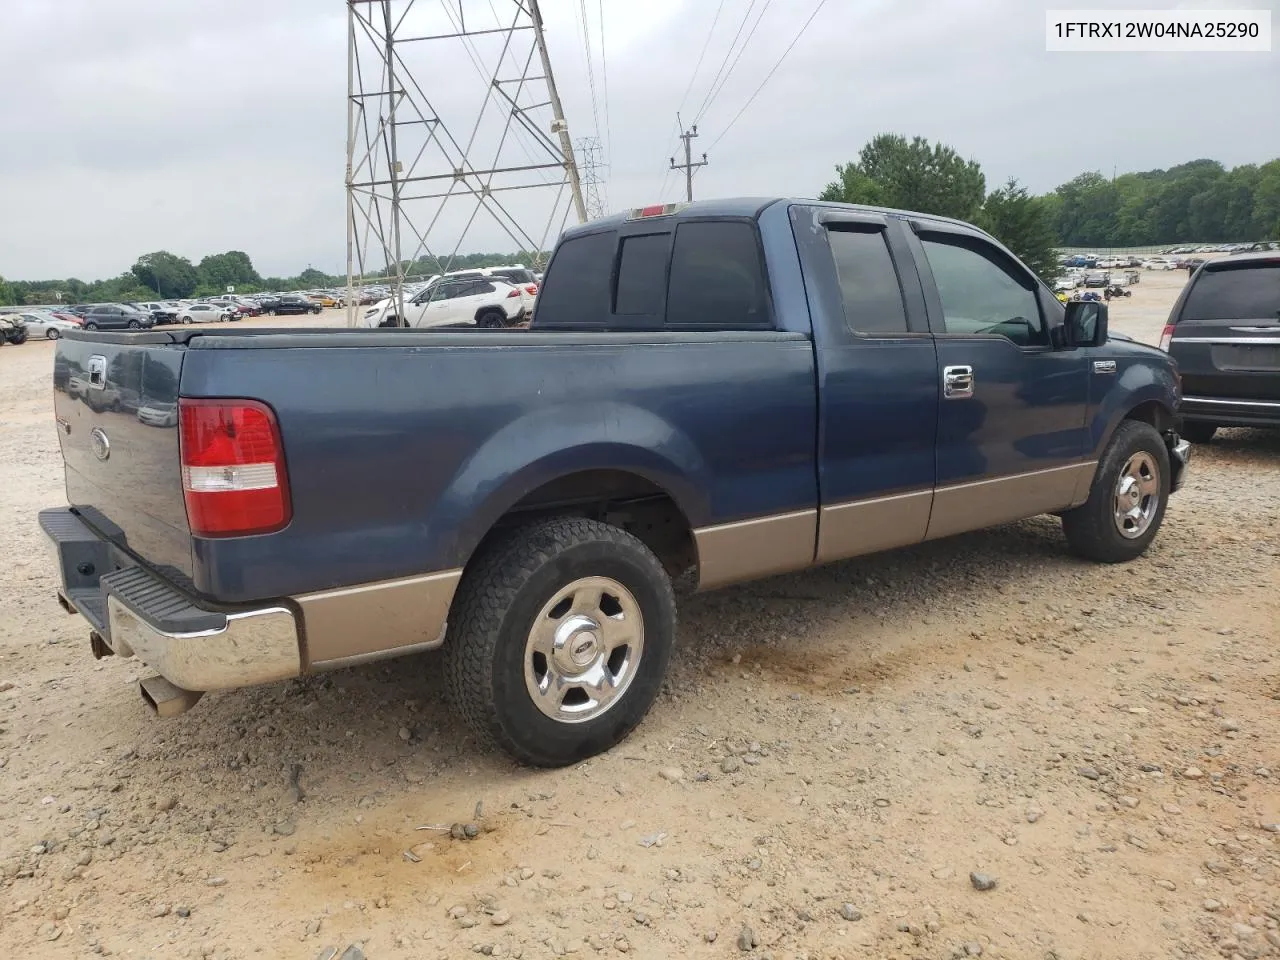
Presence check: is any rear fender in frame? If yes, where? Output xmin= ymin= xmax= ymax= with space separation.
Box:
xmin=434 ymin=402 xmax=711 ymax=568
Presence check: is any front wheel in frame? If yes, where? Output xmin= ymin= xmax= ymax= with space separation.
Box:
xmin=46 ymin=328 xmax=60 ymax=340
xmin=1061 ymin=420 xmax=1171 ymax=563
xmin=444 ymin=517 xmax=676 ymax=767
xmin=1179 ymin=421 xmax=1217 ymax=444
xmin=127 ymin=320 xmax=140 ymax=329
xmin=268 ymin=309 xmax=277 ymax=316
xmin=84 ymin=322 xmax=98 ymax=331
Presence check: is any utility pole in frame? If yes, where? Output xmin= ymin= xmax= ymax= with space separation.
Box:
xmin=669 ymin=115 xmax=707 ymax=202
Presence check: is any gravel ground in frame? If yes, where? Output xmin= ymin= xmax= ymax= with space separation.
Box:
xmin=1 ymin=291 xmax=1277 ymax=960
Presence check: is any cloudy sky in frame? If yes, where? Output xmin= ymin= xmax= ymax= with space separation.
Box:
xmin=1 ymin=0 xmax=1277 ymax=280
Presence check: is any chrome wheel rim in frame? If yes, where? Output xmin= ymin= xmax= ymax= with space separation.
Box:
xmin=524 ymin=576 xmax=644 ymax=724
xmin=1113 ymin=452 xmax=1160 ymax=539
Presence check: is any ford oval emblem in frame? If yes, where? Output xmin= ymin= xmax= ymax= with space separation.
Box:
xmin=90 ymin=427 xmax=111 ymax=462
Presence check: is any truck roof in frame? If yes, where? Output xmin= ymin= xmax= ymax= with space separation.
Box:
xmin=563 ymin=196 xmax=999 ymax=242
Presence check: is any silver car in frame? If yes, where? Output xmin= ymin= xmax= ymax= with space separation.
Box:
xmin=14 ymin=312 xmax=80 ymax=340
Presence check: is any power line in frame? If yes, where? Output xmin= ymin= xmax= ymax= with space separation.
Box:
xmin=707 ymin=0 xmax=830 ymax=151
xmin=696 ymin=0 xmax=773 ymax=125
xmin=575 ymin=0 xmax=602 ymax=141
xmin=676 ymin=0 xmax=728 ymax=117
xmin=597 ymin=0 xmax=612 ymax=160
xmin=692 ymin=0 xmax=760 ymax=124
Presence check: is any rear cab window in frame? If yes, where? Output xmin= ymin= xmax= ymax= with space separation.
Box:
xmin=535 ymin=217 xmax=771 ymax=331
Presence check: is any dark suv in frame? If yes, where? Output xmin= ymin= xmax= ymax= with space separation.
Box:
xmin=81 ymin=305 xmax=157 ymax=331
xmin=267 ymin=294 xmax=322 ymax=316
xmin=1163 ymin=253 xmax=1280 ymax=441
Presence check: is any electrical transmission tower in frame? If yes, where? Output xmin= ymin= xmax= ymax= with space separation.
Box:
xmin=575 ymin=136 xmax=607 ymax=220
xmin=669 ymin=117 xmax=707 ymax=202
xmin=345 ymin=0 xmax=588 ymax=326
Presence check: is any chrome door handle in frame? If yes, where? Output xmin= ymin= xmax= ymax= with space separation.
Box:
xmin=943 ymin=364 xmax=974 ymax=399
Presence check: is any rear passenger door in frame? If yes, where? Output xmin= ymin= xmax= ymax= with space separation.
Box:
xmin=907 ymin=223 xmax=1091 ymax=540
xmin=794 ymin=210 xmax=940 ymax=563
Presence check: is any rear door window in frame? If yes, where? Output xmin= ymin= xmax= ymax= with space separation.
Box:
xmin=1181 ymin=264 xmax=1280 ymax=321
xmin=666 ymin=220 xmax=770 ymax=329
xmin=827 ymin=227 xmax=910 ymax=335
xmin=536 ymin=230 xmax=615 ymax=325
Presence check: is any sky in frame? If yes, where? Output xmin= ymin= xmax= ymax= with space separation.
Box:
xmin=1 ymin=0 xmax=1277 ymax=281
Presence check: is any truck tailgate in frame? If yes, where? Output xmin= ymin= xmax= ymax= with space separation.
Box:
xmin=53 ymin=335 xmax=194 ymax=582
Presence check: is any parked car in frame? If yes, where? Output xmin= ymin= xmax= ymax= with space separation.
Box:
xmin=41 ymin=197 xmax=1191 ymax=766
xmin=81 ymin=305 xmax=156 ymax=331
xmin=307 ymin=293 xmax=339 ymax=308
xmin=140 ymin=302 xmax=179 ymax=325
xmin=11 ymin=311 xmax=80 ymax=340
xmin=177 ymin=303 xmax=234 ymax=324
xmin=1083 ymin=270 xmax=1109 ymax=287
xmin=1144 ymin=257 xmax=1176 ymax=270
xmin=362 ymin=276 xmax=526 ymax=328
xmin=0 ymin=314 xmax=28 ymax=345
xmin=1160 ymin=252 xmax=1280 ymax=442
xmin=266 ymin=294 xmax=322 ymax=316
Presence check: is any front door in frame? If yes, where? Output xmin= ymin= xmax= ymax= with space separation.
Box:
xmin=907 ymin=223 xmax=1092 ymax=540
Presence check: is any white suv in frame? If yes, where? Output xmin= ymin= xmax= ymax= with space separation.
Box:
xmin=362 ymin=276 xmax=526 ymax=329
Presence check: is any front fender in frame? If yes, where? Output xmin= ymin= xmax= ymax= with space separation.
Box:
xmin=429 ymin=401 xmax=713 ymax=568
xmin=1088 ymin=355 xmax=1179 ymax=458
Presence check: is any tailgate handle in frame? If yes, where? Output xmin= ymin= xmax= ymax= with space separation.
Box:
xmin=88 ymin=355 xmax=107 ymax=388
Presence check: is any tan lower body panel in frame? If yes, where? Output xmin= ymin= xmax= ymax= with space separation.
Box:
xmin=296 ymin=569 xmax=462 ymax=667
xmin=926 ymin=461 xmax=1097 ymax=541
xmin=693 ymin=509 xmax=817 ymax=590
xmin=816 ymin=489 xmax=933 ymax=564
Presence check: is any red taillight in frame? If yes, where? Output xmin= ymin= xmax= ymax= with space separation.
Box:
xmin=1158 ymin=324 xmax=1174 ymax=352
xmin=179 ymin=399 xmax=291 ymax=537
xmin=506 ymin=288 xmax=521 ymax=298
xmin=525 ymin=284 xmax=538 ymax=295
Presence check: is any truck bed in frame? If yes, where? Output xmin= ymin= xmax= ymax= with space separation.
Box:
xmin=54 ymin=326 xmax=817 ymax=603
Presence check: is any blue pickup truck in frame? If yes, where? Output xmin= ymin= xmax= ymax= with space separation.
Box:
xmin=42 ymin=198 xmax=1190 ymax=767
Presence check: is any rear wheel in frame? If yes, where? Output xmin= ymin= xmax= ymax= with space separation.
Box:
xmin=476 ymin=309 xmax=506 ymax=329
xmin=1061 ymin=420 xmax=1171 ymax=563
xmin=84 ymin=322 xmax=98 ymax=331
xmin=1179 ymin=421 xmax=1217 ymax=444
xmin=444 ymin=516 xmax=676 ymax=767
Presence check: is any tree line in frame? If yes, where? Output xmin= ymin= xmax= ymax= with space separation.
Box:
xmin=820 ymin=134 xmax=1279 ymax=281
xmin=0 ymin=249 xmax=540 ymax=307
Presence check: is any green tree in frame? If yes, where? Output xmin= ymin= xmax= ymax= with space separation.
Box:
xmin=980 ymin=179 xmax=1060 ymax=282
xmin=198 ymin=251 xmax=261 ymax=291
xmin=0 ymin=275 xmax=15 ymax=306
xmin=296 ymin=267 xmax=331 ymax=287
xmin=131 ymin=251 xmax=199 ymax=298
xmin=1253 ymin=159 xmax=1280 ymax=238
xmin=819 ymin=134 xmax=985 ymax=221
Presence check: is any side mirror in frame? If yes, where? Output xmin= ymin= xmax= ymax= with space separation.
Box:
xmin=1064 ymin=300 xmax=1108 ymax=348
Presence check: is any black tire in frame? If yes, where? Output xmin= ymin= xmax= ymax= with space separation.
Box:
xmin=476 ymin=309 xmax=506 ymax=329
xmin=268 ymin=309 xmax=277 ymax=316
xmin=12 ymin=333 xmax=27 ymax=344
xmin=444 ymin=516 xmax=676 ymax=768
xmin=46 ymin=328 xmax=60 ymax=340
xmin=1179 ymin=421 xmax=1217 ymax=444
xmin=1061 ymin=420 xmax=1171 ymax=564
xmin=127 ymin=320 xmax=140 ymax=329
xmin=84 ymin=322 xmax=98 ymax=331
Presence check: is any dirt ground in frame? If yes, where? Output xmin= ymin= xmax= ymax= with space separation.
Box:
xmin=1 ymin=287 xmax=1278 ymax=960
